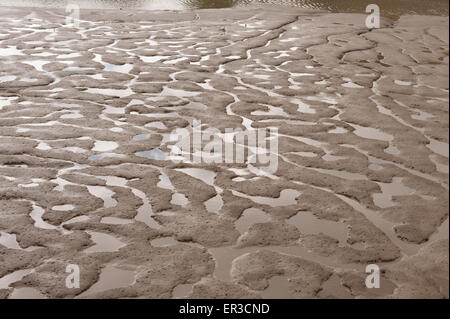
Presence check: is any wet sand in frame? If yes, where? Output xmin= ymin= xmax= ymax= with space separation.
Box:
xmin=0 ymin=5 xmax=448 ymax=299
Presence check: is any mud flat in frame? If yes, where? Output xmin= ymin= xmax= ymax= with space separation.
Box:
xmin=0 ymin=5 xmax=448 ymax=299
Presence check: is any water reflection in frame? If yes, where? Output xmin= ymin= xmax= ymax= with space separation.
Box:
xmin=0 ymin=0 xmax=448 ymax=18
xmin=182 ymin=0 xmax=237 ymax=9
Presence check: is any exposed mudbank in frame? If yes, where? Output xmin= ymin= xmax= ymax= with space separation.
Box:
xmin=0 ymin=5 xmax=448 ymax=299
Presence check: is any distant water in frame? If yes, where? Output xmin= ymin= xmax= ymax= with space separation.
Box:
xmin=0 ymin=0 xmax=448 ymax=18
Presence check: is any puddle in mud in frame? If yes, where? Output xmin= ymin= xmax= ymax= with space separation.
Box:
xmin=232 ymin=176 xmax=262 ymax=182
xmin=0 ymin=232 xmax=39 ymax=251
xmin=0 ymin=269 xmax=34 ymax=290
xmin=339 ymin=197 xmax=416 ymax=254
xmin=87 ymin=186 xmax=117 ymax=208
xmin=342 ymin=82 xmax=364 ymax=89
xmin=373 ymin=177 xmax=416 ymax=208
xmin=63 ymin=67 xmax=94 ymax=72
xmin=78 ymin=265 xmax=135 ymax=297
xmin=52 ymin=204 xmax=74 ymax=211
xmin=84 ymin=231 xmax=125 ymax=253
xmin=427 ymin=139 xmax=449 ymax=158
xmin=132 ymin=188 xmax=161 ymax=229
xmin=328 ymin=127 xmax=347 ymax=134
xmin=61 ymin=112 xmax=83 ymax=119
xmin=159 ymin=87 xmax=200 ymax=98
xmin=0 ymin=232 xmax=23 ymax=250
xmin=164 ymin=57 xmax=188 ymax=64
xmin=145 ymin=122 xmax=167 ymax=129
xmin=104 ymin=62 xmax=133 ymax=74
xmin=287 ymin=211 xmax=349 ymax=244
xmin=21 ymin=78 xmax=39 ymax=83
xmin=429 ymin=217 xmax=449 ymax=242
xmin=175 ymin=168 xmax=216 ymax=186
xmin=104 ymin=105 xmax=125 ymax=114
xmin=294 ymin=181 xmax=420 ymax=255
xmin=92 ymin=141 xmax=119 ymax=152
xmin=228 ymin=168 xmax=251 ymax=176
xmin=204 ymin=194 xmax=223 ymax=214
xmin=92 ymin=53 xmax=133 ymax=74
xmin=288 ymin=151 xmax=317 ymax=158
xmin=0 ymin=46 xmax=24 ymax=56
xmin=0 ymin=97 xmax=17 ymax=109
xmin=57 ymin=52 xmax=82 ymax=59
xmin=251 ymin=105 xmax=288 ymax=117
xmin=208 ymin=247 xmax=254 ymax=282
xmin=18 ymin=183 xmax=39 ymax=188
xmin=22 ymin=60 xmax=49 ymax=72
xmin=62 ymin=216 xmax=90 ymax=227
xmin=87 ymin=88 xmax=133 ymax=98
xmin=88 ymin=153 xmax=125 ymax=160
xmin=394 ymin=80 xmax=412 ymax=86
xmin=140 ymin=55 xmax=170 ymax=63
xmin=30 ymin=204 xmax=57 ymax=230
xmin=63 ymin=147 xmax=87 ymax=153
xmin=171 ymin=193 xmax=189 ymax=206
xmin=101 ymin=217 xmax=133 ymax=225
xmin=133 ymin=134 xmax=150 ymax=141
xmin=157 ymin=173 xmax=175 ymax=190
xmin=352 ymin=124 xmax=393 ymax=141
xmin=232 ymin=189 xmax=300 ymax=207
xmin=235 ymin=208 xmax=271 ymax=234
xmin=0 ymin=75 xmax=16 ymax=82
xmin=208 ymin=244 xmax=351 ymax=284
xmin=136 ymin=148 xmax=166 ymax=160
xmin=291 ymin=98 xmax=316 ymax=114
xmin=101 ymin=176 xmax=128 ymax=187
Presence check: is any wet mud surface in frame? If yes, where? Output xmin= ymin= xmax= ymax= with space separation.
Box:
xmin=0 ymin=5 xmax=448 ymax=298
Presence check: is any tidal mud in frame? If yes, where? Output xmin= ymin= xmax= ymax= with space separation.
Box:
xmin=0 ymin=5 xmax=448 ymax=298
